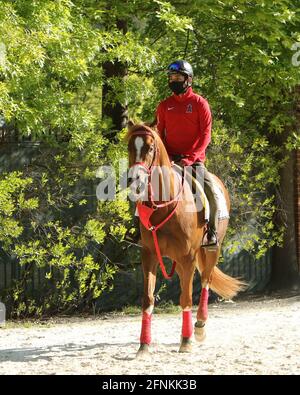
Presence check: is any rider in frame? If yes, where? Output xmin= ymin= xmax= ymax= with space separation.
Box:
xmin=156 ymin=60 xmax=219 ymax=248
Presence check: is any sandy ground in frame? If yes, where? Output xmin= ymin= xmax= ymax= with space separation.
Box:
xmin=0 ymin=295 xmax=299 ymax=375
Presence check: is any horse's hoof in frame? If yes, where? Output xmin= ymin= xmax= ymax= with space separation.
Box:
xmin=194 ymin=321 xmax=206 ymax=342
xmin=136 ymin=343 xmax=150 ymax=359
xmin=179 ymin=337 xmax=192 ymax=353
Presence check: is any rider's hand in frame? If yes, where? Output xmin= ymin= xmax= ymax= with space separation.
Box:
xmin=180 ymin=158 xmax=191 ymax=166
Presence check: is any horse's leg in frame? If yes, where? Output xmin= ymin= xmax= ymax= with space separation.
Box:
xmin=177 ymin=261 xmax=195 ymax=353
xmin=137 ymin=248 xmax=158 ymax=357
xmin=194 ymin=248 xmax=220 ymax=342
xmin=195 ymin=219 xmax=230 ymax=341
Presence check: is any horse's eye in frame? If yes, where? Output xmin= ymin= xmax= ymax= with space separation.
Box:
xmin=149 ymin=146 xmax=154 ymax=153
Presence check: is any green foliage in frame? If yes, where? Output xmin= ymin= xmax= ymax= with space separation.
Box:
xmin=125 ymin=0 xmax=300 ymax=258
xmin=0 ymin=162 xmax=122 ymax=316
xmin=0 ymin=0 xmax=131 ymax=316
xmin=0 ymin=0 xmax=300 ymax=315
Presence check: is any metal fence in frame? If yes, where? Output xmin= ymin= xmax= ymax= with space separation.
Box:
xmin=161 ymin=248 xmax=272 ymax=305
xmin=222 ymin=249 xmax=272 ymax=292
xmin=0 ymin=141 xmax=273 ymax=309
xmin=0 ymin=244 xmax=272 ymax=309
xmin=0 ymin=249 xmax=49 ymax=294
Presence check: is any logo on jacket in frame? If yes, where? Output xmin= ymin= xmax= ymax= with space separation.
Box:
xmin=186 ymin=104 xmax=192 ymax=113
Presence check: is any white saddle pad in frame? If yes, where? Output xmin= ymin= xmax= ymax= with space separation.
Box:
xmin=214 ymin=183 xmax=230 ymax=220
xmin=134 ymin=172 xmax=230 ymax=221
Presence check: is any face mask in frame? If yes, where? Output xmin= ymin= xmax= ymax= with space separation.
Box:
xmin=168 ymin=80 xmax=188 ymax=95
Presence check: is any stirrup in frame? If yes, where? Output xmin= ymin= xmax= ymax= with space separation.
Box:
xmin=201 ymin=229 xmax=219 ymax=250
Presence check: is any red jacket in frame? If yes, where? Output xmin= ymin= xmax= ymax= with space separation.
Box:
xmin=156 ymin=87 xmax=212 ymax=165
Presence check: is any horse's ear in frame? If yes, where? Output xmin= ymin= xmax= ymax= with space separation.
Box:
xmin=127 ymin=120 xmax=134 ymax=129
xmin=125 ymin=120 xmax=134 ymax=142
xmin=144 ymin=118 xmax=157 ymax=129
xmin=150 ymin=118 xmax=157 ymax=128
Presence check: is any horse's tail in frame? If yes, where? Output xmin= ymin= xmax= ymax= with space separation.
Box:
xmin=210 ymin=267 xmax=247 ymax=300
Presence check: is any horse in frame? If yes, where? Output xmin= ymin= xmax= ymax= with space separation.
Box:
xmin=126 ymin=123 xmax=245 ymax=356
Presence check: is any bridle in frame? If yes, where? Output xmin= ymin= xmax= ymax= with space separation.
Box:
xmin=129 ymin=130 xmax=183 ymax=209
xmin=128 ymin=129 xmax=184 ymax=280
xmin=129 ymin=129 xmax=158 ymax=171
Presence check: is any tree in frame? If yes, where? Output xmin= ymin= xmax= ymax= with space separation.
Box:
xmin=1 ymin=0 xmax=300 ymax=317
xmin=0 ymin=0 xmax=131 ymax=316
xmin=101 ymin=3 xmax=128 ymax=137
xmin=131 ymin=0 xmax=300 ymax=289
xmin=271 ymin=88 xmax=300 ymax=290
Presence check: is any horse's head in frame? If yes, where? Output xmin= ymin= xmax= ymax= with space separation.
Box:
xmin=126 ymin=124 xmax=161 ymax=200
xmin=128 ymin=128 xmax=157 ymax=168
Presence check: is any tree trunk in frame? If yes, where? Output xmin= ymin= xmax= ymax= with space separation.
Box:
xmin=295 ymin=149 xmax=300 ymax=272
xmin=270 ymin=87 xmax=300 ymax=291
xmin=270 ymin=150 xmax=300 ymax=290
xmin=102 ymin=19 xmax=128 ymax=140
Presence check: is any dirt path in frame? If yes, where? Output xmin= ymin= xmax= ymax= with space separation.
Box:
xmin=0 ymin=295 xmax=299 ymax=375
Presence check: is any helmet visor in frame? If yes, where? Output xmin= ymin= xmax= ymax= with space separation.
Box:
xmin=168 ymin=63 xmax=181 ymax=72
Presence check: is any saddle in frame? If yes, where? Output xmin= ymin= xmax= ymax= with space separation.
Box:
xmin=172 ymin=163 xmax=230 ymax=224
xmin=172 ymin=163 xmax=209 ymax=224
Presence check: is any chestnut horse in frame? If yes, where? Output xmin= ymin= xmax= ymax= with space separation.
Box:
xmin=126 ymin=124 xmax=245 ymax=356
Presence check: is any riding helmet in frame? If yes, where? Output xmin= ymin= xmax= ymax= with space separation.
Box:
xmin=167 ymin=60 xmax=194 ymax=78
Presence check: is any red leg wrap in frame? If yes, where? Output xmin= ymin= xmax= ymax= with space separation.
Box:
xmin=140 ymin=312 xmax=152 ymax=344
xmin=198 ymin=288 xmax=209 ymax=321
xmin=182 ymin=310 xmax=193 ymax=338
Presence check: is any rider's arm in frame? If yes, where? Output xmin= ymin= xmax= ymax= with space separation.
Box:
xmin=181 ymin=98 xmax=212 ymax=166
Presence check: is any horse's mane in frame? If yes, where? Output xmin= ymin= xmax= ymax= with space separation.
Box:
xmin=125 ymin=123 xmax=171 ymax=166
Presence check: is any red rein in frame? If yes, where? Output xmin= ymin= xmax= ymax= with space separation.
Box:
xmin=137 ymin=202 xmax=178 ymax=280
xmin=130 ymin=130 xmax=183 ymax=280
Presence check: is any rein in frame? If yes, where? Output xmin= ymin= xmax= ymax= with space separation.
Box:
xmin=129 ymin=130 xmax=184 ymax=280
